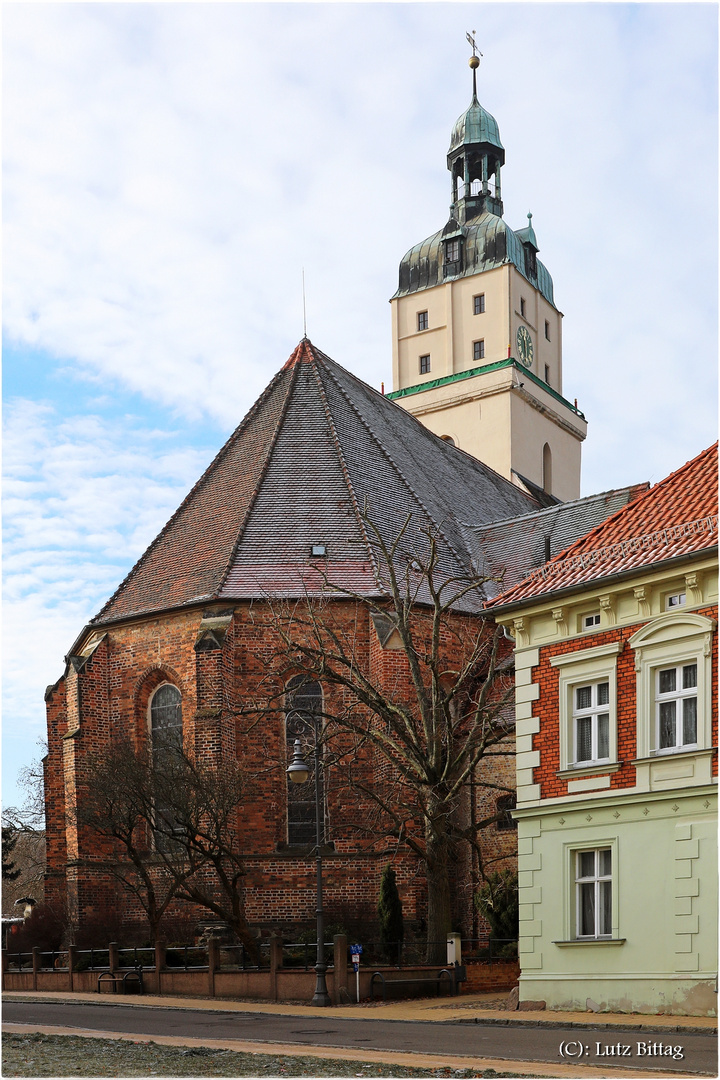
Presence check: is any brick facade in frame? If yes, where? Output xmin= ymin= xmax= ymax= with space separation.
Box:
xmin=44 ymin=598 xmax=516 ymax=943
xmin=531 ymin=605 xmax=718 ymax=800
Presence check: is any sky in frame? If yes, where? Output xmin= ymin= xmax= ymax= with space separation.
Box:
xmin=3 ymin=3 xmax=717 ymax=809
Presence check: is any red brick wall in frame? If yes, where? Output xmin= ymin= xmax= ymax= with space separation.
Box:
xmin=44 ymin=599 xmax=516 ymax=941
xmin=532 ymin=605 xmax=718 ymax=800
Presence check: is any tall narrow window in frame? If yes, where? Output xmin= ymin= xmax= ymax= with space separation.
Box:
xmin=473 ymin=340 xmax=485 ymax=361
xmin=419 ymin=354 xmax=431 ymax=374
xmin=473 ymin=294 xmax=485 ymax=315
xmin=150 ymin=684 xmax=183 ymax=850
xmin=417 ymin=311 xmax=428 ymax=332
xmin=520 ymin=297 xmax=526 ymax=318
xmin=496 ymin=794 xmax=517 ymax=831
xmin=544 ymin=364 xmax=550 ymax=384
xmin=286 ymin=678 xmax=325 ymax=846
xmin=573 ymin=681 xmax=610 ymax=763
xmin=576 ymin=849 xmax=612 ymax=938
xmin=542 ymin=443 xmax=552 ymax=493
xmin=545 ymin=320 xmax=550 ymax=341
xmin=656 ymin=663 xmax=697 ymax=751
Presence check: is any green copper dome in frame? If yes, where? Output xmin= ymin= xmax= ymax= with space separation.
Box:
xmin=449 ymin=94 xmax=504 ymax=155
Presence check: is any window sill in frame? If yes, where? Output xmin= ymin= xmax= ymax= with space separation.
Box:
xmin=632 ymin=748 xmax=714 ymax=766
xmin=553 ymin=938 xmax=626 ymax=948
xmin=557 ymin=762 xmax=621 ymax=780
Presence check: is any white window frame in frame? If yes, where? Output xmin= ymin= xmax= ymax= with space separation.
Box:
xmin=561 ymin=837 xmax=619 ymax=943
xmin=629 ymin=612 xmax=714 ymax=759
xmin=573 ymin=680 xmax=611 ymax=765
xmin=655 ymin=661 xmax=698 ymax=752
xmin=575 ymin=847 xmax=613 ymax=939
xmin=665 ymin=591 xmax=686 ymax=611
xmin=550 ymin=642 xmax=621 ymax=771
xmin=579 ymin=611 xmax=601 ymax=632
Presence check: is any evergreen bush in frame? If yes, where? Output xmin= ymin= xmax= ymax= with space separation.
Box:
xmin=377 ymin=864 xmax=404 ymax=963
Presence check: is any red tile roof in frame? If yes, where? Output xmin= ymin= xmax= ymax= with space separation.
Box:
xmin=489 ymin=443 xmax=718 ymax=609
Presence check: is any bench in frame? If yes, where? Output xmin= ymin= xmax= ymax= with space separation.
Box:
xmin=96 ymin=967 xmax=144 ymax=994
xmin=370 ymin=968 xmax=456 ymax=1001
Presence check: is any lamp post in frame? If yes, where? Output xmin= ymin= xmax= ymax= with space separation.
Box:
xmin=287 ymin=734 xmax=331 ymax=1007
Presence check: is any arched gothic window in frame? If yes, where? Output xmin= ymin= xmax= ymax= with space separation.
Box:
xmin=286 ymin=677 xmax=325 ymax=847
xmin=151 ymin=684 xmax=183 ymax=759
xmin=150 ymin=684 xmax=182 ymax=850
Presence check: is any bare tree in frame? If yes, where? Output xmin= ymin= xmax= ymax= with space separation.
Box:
xmin=151 ymin=753 xmax=258 ymax=959
xmin=248 ymin=514 xmax=516 ymax=962
xmin=76 ymin=741 xmax=257 ymax=955
xmin=75 ymin=742 xmax=191 ymax=943
xmin=3 ymin=743 xmax=48 ymax=914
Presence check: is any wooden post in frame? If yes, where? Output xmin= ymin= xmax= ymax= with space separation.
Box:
xmin=269 ymin=934 xmax=282 ymax=1002
xmin=332 ymin=935 xmax=348 ymax=1006
xmin=207 ymin=935 xmax=218 ymax=998
xmin=32 ymin=947 xmax=40 ymax=991
xmin=155 ymin=939 xmax=166 ymax=997
xmin=67 ymin=945 xmax=76 ymax=992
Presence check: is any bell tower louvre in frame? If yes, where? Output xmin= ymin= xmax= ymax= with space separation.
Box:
xmin=389 ymin=40 xmax=587 ymax=504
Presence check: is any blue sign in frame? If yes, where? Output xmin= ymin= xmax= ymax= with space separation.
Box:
xmin=350 ymin=944 xmax=363 ymax=954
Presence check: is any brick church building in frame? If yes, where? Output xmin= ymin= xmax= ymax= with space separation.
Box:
xmin=42 ymin=66 xmax=646 ymax=945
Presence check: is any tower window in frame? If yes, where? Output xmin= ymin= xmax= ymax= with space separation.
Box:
xmin=545 ymin=320 xmax=550 ymax=340
xmin=520 ymin=297 xmax=526 ymax=318
xmin=545 ymin=364 xmax=550 ymax=384
xmin=445 ymin=239 xmax=461 ymax=263
xmin=417 ymin=311 xmax=428 ymax=332
xmin=473 ymin=340 xmax=485 ymax=362
xmin=419 ymin=354 xmax=431 ymax=374
xmin=473 ymin=294 xmax=485 ymax=315
xmin=542 ymin=443 xmax=552 ymax=493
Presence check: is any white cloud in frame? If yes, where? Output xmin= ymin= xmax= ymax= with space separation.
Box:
xmin=3 ymin=398 xmax=214 ymax=793
xmin=2 ymin=3 xmax=717 ymax=801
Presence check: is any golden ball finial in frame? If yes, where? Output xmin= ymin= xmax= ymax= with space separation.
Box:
xmin=469 ymin=55 xmax=480 ymax=70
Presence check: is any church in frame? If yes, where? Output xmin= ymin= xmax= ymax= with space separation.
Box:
xmin=43 ymin=52 xmax=646 ymax=949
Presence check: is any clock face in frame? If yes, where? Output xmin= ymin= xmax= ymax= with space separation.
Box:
xmin=516 ymin=325 xmax=533 ymax=368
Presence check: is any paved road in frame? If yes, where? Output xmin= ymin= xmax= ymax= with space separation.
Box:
xmin=4 ymin=999 xmax=717 ymax=1075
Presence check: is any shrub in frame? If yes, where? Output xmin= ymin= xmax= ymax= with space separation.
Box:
xmin=475 ymin=869 xmax=519 ymax=946
xmin=377 ymin=864 xmax=403 ymax=962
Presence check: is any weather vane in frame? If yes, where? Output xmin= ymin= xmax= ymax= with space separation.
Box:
xmin=466 ymin=31 xmax=482 ymax=97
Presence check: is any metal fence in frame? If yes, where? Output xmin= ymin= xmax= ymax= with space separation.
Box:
xmin=217 ymin=941 xmax=270 ymax=971
xmin=281 ymin=941 xmax=334 ymax=970
xmin=74 ymin=949 xmax=110 ymax=971
xmin=4 ymin=951 xmax=33 ymax=971
xmin=117 ymin=947 xmax=155 ymax=970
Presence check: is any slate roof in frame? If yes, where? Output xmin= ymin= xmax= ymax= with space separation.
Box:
xmin=488 ymin=443 xmax=718 ymax=611
xmin=462 ymin=482 xmax=650 ymax=601
xmin=92 ymin=340 xmax=539 ymax=626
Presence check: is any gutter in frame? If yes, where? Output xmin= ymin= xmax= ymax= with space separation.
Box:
xmin=487 ymin=545 xmax=718 ymax=618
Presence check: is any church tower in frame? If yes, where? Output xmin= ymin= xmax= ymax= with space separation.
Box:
xmin=389 ymin=43 xmax=586 ymax=503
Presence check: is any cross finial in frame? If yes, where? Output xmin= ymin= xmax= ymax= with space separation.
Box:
xmin=466 ymin=31 xmax=482 ymax=99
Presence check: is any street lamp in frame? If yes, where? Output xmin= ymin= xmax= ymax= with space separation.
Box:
xmin=287 ymin=735 xmax=331 ymax=1007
